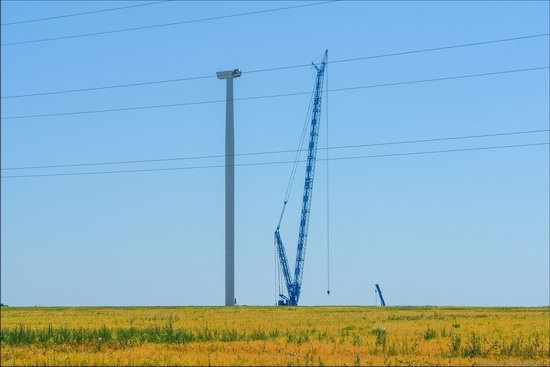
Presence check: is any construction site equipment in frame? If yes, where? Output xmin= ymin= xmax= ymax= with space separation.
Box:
xmin=274 ymin=51 xmax=327 ymax=306
xmin=375 ymin=284 xmax=386 ymax=306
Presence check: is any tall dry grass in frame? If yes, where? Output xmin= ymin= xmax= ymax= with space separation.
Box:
xmin=1 ymin=306 xmax=548 ymax=366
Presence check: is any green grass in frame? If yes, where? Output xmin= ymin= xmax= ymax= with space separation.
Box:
xmin=423 ymin=327 xmax=437 ymax=340
xmin=0 ymin=322 xmax=281 ymax=346
xmin=370 ymin=326 xmax=387 ymax=347
xmin=462 ymin=333 xmax=482 ymax=357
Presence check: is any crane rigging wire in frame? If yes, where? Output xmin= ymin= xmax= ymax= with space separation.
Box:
xmin=284 ymin=89 xmax=315 ymax=204
xmin=275 ymin=76 xmax=316 ymax=302
xmin=326 ymin=59 xmax=331 ymax=297
xmin=274 ymin=51 xmax=329 ymax=305
xmin=276 ymin=248 xmax=280 ymax=303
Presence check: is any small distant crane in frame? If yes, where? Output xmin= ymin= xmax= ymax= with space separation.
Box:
xmin=375 ymin=284 xmax=386 ymax=306
xmin=274 ymin=51 xmax=328 ymax=306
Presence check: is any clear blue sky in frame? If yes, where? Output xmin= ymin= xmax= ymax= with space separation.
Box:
xmin=1 ymin=1 xmax=548 ymax=307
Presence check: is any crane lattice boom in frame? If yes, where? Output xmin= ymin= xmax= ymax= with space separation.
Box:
xmin=375 ymin=284 xmax=386 ymax=306
xmin=275 ymin=50 xmax=327 ymax=306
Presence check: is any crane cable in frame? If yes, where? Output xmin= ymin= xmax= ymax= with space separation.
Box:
xmin=275 ymin=84 xmax=315 ymax=227
xmin=274 ymin=239 xmax=284 ymax=303
xmin=326 ymin=60 xmax=331 ymax=297
xmin=273 ymin=241 xmax=279 ymax=305
xmin=284 ymin=88 xmax=315 ymax=204
xmin=274 ymin=78 xmax=316 ymax=300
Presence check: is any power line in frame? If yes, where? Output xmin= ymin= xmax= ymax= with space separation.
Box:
xmin=2 ymin=142 xmax=547 ymax=179
xmin=1 ymin=1 xmax=172 ymax=26
xmin=3 ymin=66 xmax=547 ymax=121
xmin=2 ymin=128 xmax=547 ymax=171
xmin=245 ymin=33 xmax=550 ymax=74
xmin=2 ymin=74 xmax=215 ymax=100
xmin=1 ymin=1 xmax=337 ymax=46
xmin=3 ymin=33 xmax=547 ymax=100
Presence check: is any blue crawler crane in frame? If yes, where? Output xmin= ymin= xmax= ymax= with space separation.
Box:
xmin=274 ymin=51 xmax=328 ymax=306
xmin=375 ymin=284 xmax=386 ymax=306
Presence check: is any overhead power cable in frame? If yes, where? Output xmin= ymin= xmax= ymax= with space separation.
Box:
xmin=3 ymin=66 xmax=547 ymax=121
xmin=2 ymin=128 xmax=547 ymax=171
xmin=3 ymin=33 xmax=547 ymax=100
xmin=2 ymin=142 xmax=547 ymax=179
xmin=1 ymin=1 xmax=337 ymax=46
xmin=2 ymin=74 xmax=215 ymax=100
xmin=245 ymin=33 xmax=550 ymax=74
xmin=1 ymin=1 xmax=172 ymax=26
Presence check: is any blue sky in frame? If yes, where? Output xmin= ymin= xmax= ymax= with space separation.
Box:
xmin=1 ymin=1 xmax=548 ymax=307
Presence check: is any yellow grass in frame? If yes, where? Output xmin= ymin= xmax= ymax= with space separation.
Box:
xmin=1 ymin=306 xmax=548 ymax=366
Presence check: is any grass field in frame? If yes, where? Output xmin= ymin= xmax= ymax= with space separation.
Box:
xmin=1 ymin=306 xmax=548 ymax=366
